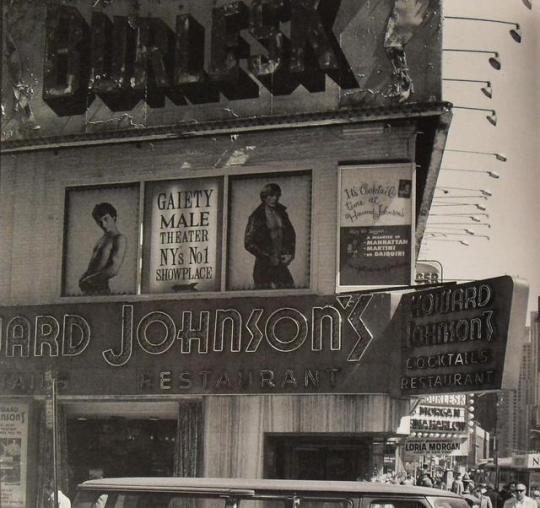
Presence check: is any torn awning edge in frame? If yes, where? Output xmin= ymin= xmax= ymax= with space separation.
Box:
xmin=1 ymin=102 xmax=453 ymax=154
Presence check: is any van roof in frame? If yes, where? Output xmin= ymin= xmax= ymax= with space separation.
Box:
xmin=77 ymin=477 xmax=461 ymax=497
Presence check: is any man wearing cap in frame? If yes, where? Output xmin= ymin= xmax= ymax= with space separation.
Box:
xmin=503 ymin=484 xmax=536 ymax=508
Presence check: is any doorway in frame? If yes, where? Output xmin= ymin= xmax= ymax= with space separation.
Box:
xmin=66 ymin=417 xmax=176 ymax=493
xmin=264 ymin=435 xmax=372 ymax=481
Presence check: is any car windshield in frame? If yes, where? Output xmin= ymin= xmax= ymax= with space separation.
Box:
xmin=73 ymin=493 xmax=357 ymax=508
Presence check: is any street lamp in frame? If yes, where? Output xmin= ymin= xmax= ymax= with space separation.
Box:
xmin=443 ymin=49 xmax=502 ymax=70
xmin=432 ymin=203 xmax=488 ymax=210
xmin=445 ymin=149 xmax=507 ymax=162
xmin=428 ymin=231 xmax=490 ymax=241
xmin=441 ymin=168 xmax=500 ymax=179
xmin=429 ymin=213 xmax=490 ymax=218
xmin=424 ymin=239 xmax=470 ymax=246
xmin=444 ymin=17 xmax=522 ymax=43
xmin=453 ymin=106 xmax=498 ymax=126
xmin=427 ymin=222 xmax=491 ymax=227
xmin=433 ymin=195 xmax=490 ymax=199
xmin=443 ymin=78 xmax=493 ymax=98
xmin=436 ymin=187 xmax=492 ymax=196
xmin=464 ymin=229 xmax=491 ymax=240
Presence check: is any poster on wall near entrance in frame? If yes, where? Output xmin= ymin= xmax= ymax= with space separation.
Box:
xmin=63 ymin=184 xmax=140 ymax=296
xmin=0 ymin=402 xmax=29 ymax=508
xmin=227 ymin=172 xmax=311 ymax=291
xmin=337 ymin=164 xmax=415 ymax=289
xmin=142 ymin=178 xmax=222 ymax=293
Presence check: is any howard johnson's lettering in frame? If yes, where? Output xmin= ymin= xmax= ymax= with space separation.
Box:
xmin=400 ymin=276 xmax=521 ymax=395
xmin=0 ymin=293 xmax=392 ymax=396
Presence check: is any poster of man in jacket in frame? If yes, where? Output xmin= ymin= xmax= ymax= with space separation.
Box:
xmin=228 ymin=172 xmax=311 ymax=290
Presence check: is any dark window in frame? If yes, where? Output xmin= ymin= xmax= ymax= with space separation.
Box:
xmin=264 ymin=435 xmax=371 ymax=481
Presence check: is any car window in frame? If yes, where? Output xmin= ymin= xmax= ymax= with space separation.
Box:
xmin=369 ymin=499 xmax=426 ymax=508
xmin=429 ymin=497 xmax=471 ymax=508
xmin=297 ymin=498 xmax=356 ymax=508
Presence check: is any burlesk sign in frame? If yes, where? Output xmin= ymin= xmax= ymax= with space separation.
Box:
xmin=0 ymin=293 xmax=398 ymax=396
xmin=2 ymin=0 xmax=441 ymax=143
xmin=399 ymin=276 xmax=529 ymax=396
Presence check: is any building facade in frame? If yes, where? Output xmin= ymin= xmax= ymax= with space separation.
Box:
xmin=0 ymin=1 xmax=528 ymax=508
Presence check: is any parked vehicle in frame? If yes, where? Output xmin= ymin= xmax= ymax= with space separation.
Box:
xmin=72 ymin=477 xmax=472 ymax=508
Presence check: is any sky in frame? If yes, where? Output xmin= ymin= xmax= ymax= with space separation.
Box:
xmin=418 ymin=0 xmax=540 ymax=321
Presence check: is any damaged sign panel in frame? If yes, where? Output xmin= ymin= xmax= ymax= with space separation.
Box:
xmin=1 ymin=0 xmax=442 ymax=143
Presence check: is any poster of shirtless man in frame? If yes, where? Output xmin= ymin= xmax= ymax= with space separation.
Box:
xmin=62 ymin=184 xmax=138 ymax=296
xmin=79 ymin=202 xmax=127 ymax=295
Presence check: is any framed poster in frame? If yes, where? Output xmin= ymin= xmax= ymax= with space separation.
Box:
xmin=0 ymin=402 xmax=29 ymax=508
xmin=227 ymin=172 xmax=311 ymax=290
xmin=63 ymin=184 xmax=139 ymax=296
xmin=337 ymin=164 xmax=415 ymax=289
xmin=142 ymin=177 xmax=222 ymax=293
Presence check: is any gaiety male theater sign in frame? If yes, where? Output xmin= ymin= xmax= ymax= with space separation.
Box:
xmin=2 ymin=0 xmax=442 ymax=141
xmin=0 ymin=277 xmax=528 ymax=396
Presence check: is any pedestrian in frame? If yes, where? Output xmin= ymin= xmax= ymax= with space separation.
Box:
xmin=485 ymin=483 xmax=502 ymax=508
xmin=503 ymin=483 xmax=536 ymax=508
xmin=44 ymin=482 xmax=71 ymax=508
xmin=501 ymin=483 xmax=517 ymax=503
xmin=417 ymin=465 xmax=434 ymax=487
xmin=475 ymin=485 xmax=494 ymax=508
xmin=401 ymin=473 xmax=414 ymax=485
xmin=452 ymin=473 xmax=465 ymax=495
xmin=531 ymin=490 xmax=540 ymax=508
xmin=463 ymin=473 xmax=474 ymax=494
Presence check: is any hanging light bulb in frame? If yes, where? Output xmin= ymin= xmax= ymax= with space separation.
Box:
xmin=443 ymin=79 xmax=493 ymax=99
xmin=441 ymin=168 xmax=500 ymax=179
xmin=444 ymin=17 xmax=523 ymax=43
xmin=453 ymin=106 xmax=498 ymax=126
xmin=445 ymin=149 xmax=507 ymax=162
xmin=443 ymin=49 xmax=502 ymax=70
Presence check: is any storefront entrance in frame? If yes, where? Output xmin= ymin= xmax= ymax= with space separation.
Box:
xmin=264 ymin=435 xmax=372 ymax=481
xmin=64 ymin=402 xmax=179 ymax=495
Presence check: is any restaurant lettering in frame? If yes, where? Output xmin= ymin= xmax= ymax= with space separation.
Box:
xmin=400 ymin=279 xmax=512 ymax=395
xmin=43 ymin=0 xmax=358 ymax=116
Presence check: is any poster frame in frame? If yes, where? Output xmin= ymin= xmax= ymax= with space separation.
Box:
xmin=336 ymin=162 xmax=416 ymax=292
xmin=61 ymin=182 xmax=141 ymax=297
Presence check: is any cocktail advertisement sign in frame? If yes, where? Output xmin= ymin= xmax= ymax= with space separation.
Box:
xmin=0 ymin=402 xmax=28 ymax=508
xmin=338 ymin=164 xmax=414 ymax=289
